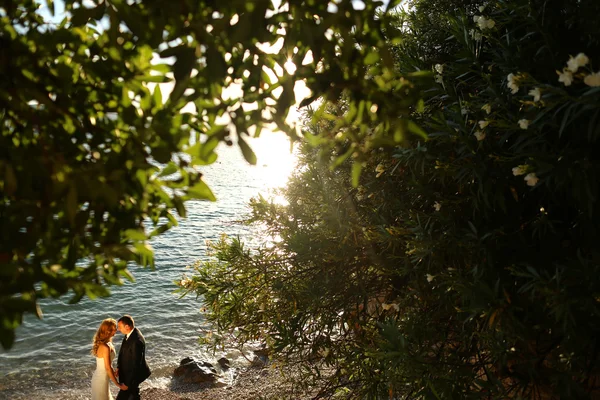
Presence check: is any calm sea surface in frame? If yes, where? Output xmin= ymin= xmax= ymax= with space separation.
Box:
xmin=0 ymin=135 xmax=296 ymax=400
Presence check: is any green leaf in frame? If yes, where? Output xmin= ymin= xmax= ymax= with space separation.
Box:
xmin=124 ymin=229 xmax=147 ymax=241
xmin=416 ymin=99 xmax=425 ymax=113
xmin=200 ymin=137 xmax=220 ymax=161
xmin=46 ymin=0 xmax=55 ymax=16
xmin=152 ymin=84 xmax=163 ymax=108
xmin=379 ymin=45 xmax=395 ymax=70
xmin=169 ymin=80 xmax=187 ymax=105
xmin=407 ymin=120 xmax=428 ymax=139
xmin=238 ymin=137 xmax=257 ymax=165
xmin=149 ymin=224 xmax=172 ymax=238
xmin=140 ymin=90 xmax=152 ymax=112
xmin=192 ymin=153 xmax=218 ymax=166
xmin=364 ymin=51 xmax=380 ymax=65
xmin=133 ymin=243 xmax=155 ymax=268
xmin=136 ymin=75 xmax=171 ymax=83
xmin=187 ymin=180 xmax=216 ymax=201
xmin=152 ymin=146 xmax=172 ymax=164
xmin=157 ymin=162 xmax=178 ymax=178
xmin=172 ymin=196 xmax=187 ymax=218
xmin=407 ymin=70 xmax=433 ymax=78
xmin=70 ymin=6 xmax=99 ymax=26
xmin=331 ymin=147 xmax=353 ymax=169
xmin=173 ymin=47 xmax=197 ymax=81
xmin=121 ymin=87 xmax=132 ymax=107
xmin=118 ymin=268 xmax=135 ymax=282
xmin=151 ymin=63 xmax=171 ymax=74
xmin=351 ymin=162 xmax=362 ymax=187
xmin=0 ymin=327 xmax=15 ymax=350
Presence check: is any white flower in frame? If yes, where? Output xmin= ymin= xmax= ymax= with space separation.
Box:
xmin=507 ymin=73 xmax=519 ymax=94
xmin=512 ymin=165 xmax=527 ymax=176
xmin=481 ymin=104 xmax=492 ymax=114
xmin=435 ymin=74 xmax=443 ymax=84
xmin=180 ymin=278 xmax=193 ymax=288
xmin=524 ymin=172 xmax=539 ymax=186
xmin=518 ymin=119 xmax=530 ymax=130
xmin=469 ymin=29 xmax=483 ymax=41
xmin=426 ymin=274 xmax=435 ymax=282
xmin=557 ymin=69 xmax=574 ymax=86
xmin=461 ymin=107 xmax=468 ymax=115
xmin=584 ymin=71 xmax=600 ymax=87
xmin=566 ymin=53 xmax=589 ymax=72
xmin=529 ymin=87 xmax=541 ymax=102
xmin=435 ymin=64 xmax=444 ymax=74
xmin=483 ymin=18 xmax=496 ymax=29
xmin=474 ymin=131 xmax=486 ymax=141
xmin=478 ymin=120 xmax=490 ymax=129
xmin=434 ymin=202 xmax=441 ymax=211
xmin=375 ymin=163 xmax=385 ymax=178
xmin=479 ymin=5 xmax=486 ymax=12
xmin=473 ymin=15 xmax=496 ymax=30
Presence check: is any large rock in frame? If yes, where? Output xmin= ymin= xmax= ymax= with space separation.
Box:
xmin=217 ymin=357 xmax=231 ymax=370
xmin=173 ymin=357 xmax=218 ymax=384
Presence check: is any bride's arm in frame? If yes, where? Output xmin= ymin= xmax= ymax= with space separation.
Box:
xmin=99 ymin=344 xmax=127 ymax=390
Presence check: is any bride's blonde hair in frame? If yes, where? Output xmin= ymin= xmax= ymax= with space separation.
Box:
xmin=91 ymin=318 xmax=117 ymax=356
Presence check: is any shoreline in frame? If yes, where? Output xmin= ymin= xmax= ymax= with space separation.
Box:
xmin=140 ymin=363 xmax=317 ymax=400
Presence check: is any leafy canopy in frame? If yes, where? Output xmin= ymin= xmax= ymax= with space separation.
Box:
xmin=0 ymin=0 xmax=426 ymax=349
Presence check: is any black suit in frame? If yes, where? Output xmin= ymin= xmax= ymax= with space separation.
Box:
xmin=116 ymin=327 xmax=151 ymax=400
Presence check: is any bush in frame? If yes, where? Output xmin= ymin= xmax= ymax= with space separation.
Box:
xmin=181 ymin=0 xmax=600 ymax=398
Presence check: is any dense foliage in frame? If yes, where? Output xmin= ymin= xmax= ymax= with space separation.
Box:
xmin=0 ymin=0 xmax=420 ymax=349
xmin=182 ymin=0 xmax=600 ymax=398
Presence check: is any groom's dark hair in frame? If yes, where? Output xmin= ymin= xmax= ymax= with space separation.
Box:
xmin=118 ymin=315 xmax=135 ymax=328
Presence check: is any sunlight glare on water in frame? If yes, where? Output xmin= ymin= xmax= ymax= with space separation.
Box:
xmin=234 ymin=131 xmax=296 ymax=196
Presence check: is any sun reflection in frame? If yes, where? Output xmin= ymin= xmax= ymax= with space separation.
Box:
xmin=248 ymin=131 xmax=297 ymax=203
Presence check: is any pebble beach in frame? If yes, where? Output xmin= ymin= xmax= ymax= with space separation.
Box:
xmin=141 ymin=364 xmax=316 ymax=400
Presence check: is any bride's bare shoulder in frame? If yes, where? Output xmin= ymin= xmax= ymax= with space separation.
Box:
xmin=96 ymin=343 xmax=109 ymax=356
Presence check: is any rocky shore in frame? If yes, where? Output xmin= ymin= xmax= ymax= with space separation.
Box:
xmin=139 ymin=352 xmax=318 ymax=400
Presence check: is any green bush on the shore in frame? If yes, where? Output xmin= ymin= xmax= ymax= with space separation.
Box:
xmin=181 ymin=0 xmax=600 ymax=398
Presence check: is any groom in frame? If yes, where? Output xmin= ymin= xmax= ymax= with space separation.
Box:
xmin=116 ymin=315 xmax=151 ymax=400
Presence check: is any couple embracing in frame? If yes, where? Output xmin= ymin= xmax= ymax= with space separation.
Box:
xmin=91 ymin=315 xmax=151 ymax=400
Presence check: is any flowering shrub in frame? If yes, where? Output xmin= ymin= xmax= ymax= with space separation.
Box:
xmin=379 ymin=0 xmax=600 ymax=397
xmin=181 ymin=0 xmax=600 ymax=398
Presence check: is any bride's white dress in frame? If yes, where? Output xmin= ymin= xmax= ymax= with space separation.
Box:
xmin=91 ymin=342 xmax=116 ymax=400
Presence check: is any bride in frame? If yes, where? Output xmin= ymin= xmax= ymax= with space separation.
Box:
xmin=91 ymin=318 xmax=128 ymax=399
